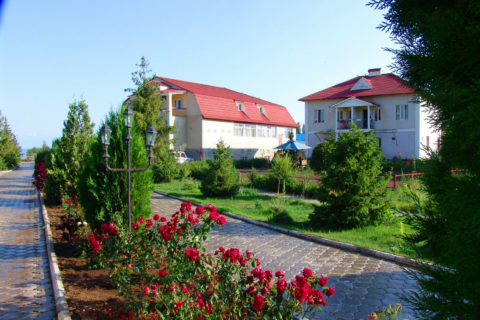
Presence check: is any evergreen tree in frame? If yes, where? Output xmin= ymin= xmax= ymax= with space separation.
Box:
xmin=310 ymin=125 xmax=390 ymax=228
xmin=78 ymin=108 xmax=153 ymax=231
xmin=369 ymin=1 xmax=480 ymax=318
xmin=44 ymin=100 xmax=94 ymax=204
xmin=126 ymin=57 xmax=177 ymax=182
xmin=200 ymin=140 xmax=239 ymax=197
xmin=0 ymin=110 xmax=21 ymax=169
xmin=270 ymin=154 xmax=295 ymax=194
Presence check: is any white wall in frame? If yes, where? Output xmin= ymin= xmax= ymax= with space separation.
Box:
xmin=200 ymin=119 xmax=293 ymax=160
xmin=419 ymin=103 xmax=441 ymax=158
xmin=304 ymin=94 xmax=426 ymax=159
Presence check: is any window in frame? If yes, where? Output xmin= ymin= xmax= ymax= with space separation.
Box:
xmin=245 ymin=124 xmax=256 ymax=137
xmin=315 ymin=109 xmax=324 ymax=123
xmin=236 ymin=101 xmax=244 ymax=111
xmin=234 ymin=123 xmax=244 ymax=136
xmin=284 ymin=127 xmax=293 ymax=138
xmin=374 ymin=109 xmax=381 ymax=121
xmin=396 ymin=105 xmax=408 ymax=120
xmin=257 ymin=125 xmax=277 ymax=138
xmin=337 ymin=110 xmax=344 ymax=121
xmin=174 ymin=99 xmax=184 ymax=109
xmin=377 ymin=137 xmax=382 ymax=148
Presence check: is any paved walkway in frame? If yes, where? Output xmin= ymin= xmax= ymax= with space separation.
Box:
xmin=0 ymin=163 xmax=56 ymax=319
xmin=151 ymin=193 xmax=418 ymax=320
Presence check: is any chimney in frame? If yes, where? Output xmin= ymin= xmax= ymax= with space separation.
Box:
xmin=368 ymin=68 xmax=381 ymax=76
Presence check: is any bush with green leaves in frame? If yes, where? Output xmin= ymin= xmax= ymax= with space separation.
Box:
xmin=309 ymin=141 xmax=329 ymax=173
xmin=78 ymin=108 xmax=153 ymax=231
xmin=200 ymin=140 xmax=239 ymax=197
xmin=152 ymin=148 xmax=178 ymax=182
xmin=0 ymin=110 xmax=21 ymax=169
xmin=183 ymin=157 xmax=209 ymax=180
xmin=234 ymin=158 xmax=270 ymax=169
xmin=310 ymin=126 xmax=391 ymax=229
xmin=270 ymin=154 xmax=296 ymax=194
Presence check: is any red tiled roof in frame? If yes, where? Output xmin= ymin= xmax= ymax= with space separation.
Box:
xmin=154 ymin=77 xmax=297 ymax=128
xmin=299 ymin=73 xmax=414 ymax=101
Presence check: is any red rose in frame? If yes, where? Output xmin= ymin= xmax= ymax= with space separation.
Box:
xmin=303 ymin=268 xmax=313 ymax=278
xmin=276 ymin=278 xmax=286 ymax=296
xmin=138 ymin=217 xmax=145 ymax=224
xmin=319 ymin=275 xmax=328 ymax=287
xmin=158 ymin=270 xmax=168 ymax=278
xmin=195 ymin=206 xmax=204 ymax=216
xmin=275 ymin=270 xmax=285 ymax=278
xmin=326 ymin=286 xmax=335 ymax=297
xmin=143 ymin=286 xmax=150 ymax=296
xmin=132 ymin=221 xmax=139 ymax=231
xmin=185 ymin=247 xmax=199 ymax=262
xmin=253 ymin=295 xmax=265 ymax=311
xmin=218 ymin=216 xmax=226 ymax=226
xmin=146 ymin=219 xmax=153 ymax=229
xmin=247 ymin=285 xmax=256 ymax=295
xmin=153 ymin=214 xmax=160 ymax=221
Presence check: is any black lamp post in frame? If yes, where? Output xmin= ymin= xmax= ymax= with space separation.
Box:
xmin=100 ymin=106 xmax=157 ymax=232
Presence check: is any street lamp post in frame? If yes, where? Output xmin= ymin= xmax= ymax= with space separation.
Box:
xmin=99 ymin=106 xmax=157 ymax=232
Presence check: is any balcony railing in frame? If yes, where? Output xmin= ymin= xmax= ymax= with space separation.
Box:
xmin=337 ymin=119 xmax=374 ymax=130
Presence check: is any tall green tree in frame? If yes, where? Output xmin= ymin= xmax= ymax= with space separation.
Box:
xmin=310 ymin=125 xmax=390 ymax=229
xmin=44 ymin=100 xmax=94 ymax=204
xmin=126 ymin=57 xmax=177 ymax=182
xmin=78 ymin=108 xmax=153 ymax=231
xmin=0 ymin=110 xmax=21 ymax=170
xmin=369 ymin=1 xmax=480 ymax=318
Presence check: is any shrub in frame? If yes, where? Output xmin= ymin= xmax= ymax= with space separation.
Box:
xmin=152 ymin=149 xmax=179 ymax=182
xmin=0 ymin=110 xmax=21 ymax=169
xmin=43 ymin=100 xmax=94 ymax=205
xmin=234 ymin=158 xmax=270 ymax=169
xmin=88 ymin=203 xmax=335 ymax=319
xmin=309 ymin=141 xmax=329 ymax=173
xmin=310 ymin=125 xmax=391 ymax=229
xmin=32 ymin=162 xmax=47 ymax=192
xmin=183 ymin=157 xmax=209 ymax=180
xmin=78 ymin=108 xmax=153 ymax=231
xmin=200 ymin=140 xmax=239 ymax=197
xmin=270 ymin=154 xmax=296 ymax=194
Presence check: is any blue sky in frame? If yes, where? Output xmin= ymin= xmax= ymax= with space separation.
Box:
xmin=0 ymin=0 xmax=394 ymax=149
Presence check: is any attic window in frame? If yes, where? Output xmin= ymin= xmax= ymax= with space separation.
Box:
xmin=236 ymin=101 xmax=248 ymax=116
xmin=257 ymin=104 xmax=268 ymax=118
xmin=351 ymin=77 xmax=373 ymax=91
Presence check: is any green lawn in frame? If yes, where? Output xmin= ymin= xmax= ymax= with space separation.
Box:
xmin=155 ymin=180 xmax=420 ymax=260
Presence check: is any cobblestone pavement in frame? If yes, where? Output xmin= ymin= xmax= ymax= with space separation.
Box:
xmin=0 ymin=163 xmax=56 ymax=319
xmin=151 ymin=193 xmax=418 ymax=320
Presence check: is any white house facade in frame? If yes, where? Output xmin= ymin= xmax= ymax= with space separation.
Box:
xmin=151 ymin=77 xmax=298 ymax=160
xmin=300 ymin=68 xmax=439 ymax=159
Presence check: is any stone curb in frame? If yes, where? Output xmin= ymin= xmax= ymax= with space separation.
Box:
xmin=153 ymin=190 xmax=421 ymax=269
xmin=37 ymin=191 xmax=71 ymax=320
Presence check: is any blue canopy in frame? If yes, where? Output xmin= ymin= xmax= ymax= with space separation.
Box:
xmin=274 ymin=139 xmax=311 ymax=150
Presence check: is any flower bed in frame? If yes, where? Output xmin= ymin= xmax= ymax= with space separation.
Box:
xmin=87 ymin=202 xmax=335 ymax=319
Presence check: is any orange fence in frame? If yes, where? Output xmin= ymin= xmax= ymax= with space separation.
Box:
xmin=391 ymin=169 xmax=468 ymax=189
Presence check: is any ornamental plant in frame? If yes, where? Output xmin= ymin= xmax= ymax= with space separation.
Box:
xmin=310 ymin=125 xmax=391 ymax=229
xmin=78 ymin=108 xmax=153 ymax=231
xmin=90 ymin=203 xmax=334 ymax=319
xmin=33 ymin=162 xmax=47 ymax=191
xmin=200 ymin=140 xmax=239 ymax=197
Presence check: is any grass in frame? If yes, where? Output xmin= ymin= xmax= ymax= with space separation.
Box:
xmin=155 ymin=180 xmax=420 ymax=260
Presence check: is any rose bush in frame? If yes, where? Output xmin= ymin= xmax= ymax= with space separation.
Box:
xmin=89 ymin=203 xmax=335 ymax=319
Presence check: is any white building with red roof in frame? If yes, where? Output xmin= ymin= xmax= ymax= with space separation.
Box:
xmin=152 ymin=76 xmax=298 ymax=160
xmin=299 ymin=68 xmax=439 ymax=159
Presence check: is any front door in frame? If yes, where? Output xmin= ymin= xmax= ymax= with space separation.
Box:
xmin=362 ymin=109 xmax=368 ymax=129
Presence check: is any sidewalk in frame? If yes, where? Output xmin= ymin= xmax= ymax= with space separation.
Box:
xmin=151 ymin=192 xmax=418 ymax=320
xmin=0 ymin=163 xmax=56 ymax=319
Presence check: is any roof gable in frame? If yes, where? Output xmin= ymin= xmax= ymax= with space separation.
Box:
xmin=299 ymin=73 xmax=415 ymax=101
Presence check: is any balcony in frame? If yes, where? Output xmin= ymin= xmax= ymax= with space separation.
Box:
xmin=337 ymin=118 xmax=374 ymax=130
